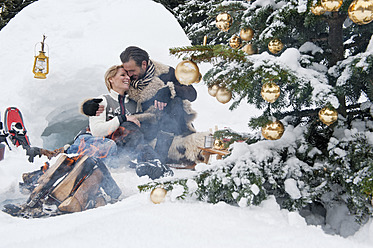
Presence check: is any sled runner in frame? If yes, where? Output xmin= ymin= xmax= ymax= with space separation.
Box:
xmin=4 ymin=107 xmax=31 ymax=147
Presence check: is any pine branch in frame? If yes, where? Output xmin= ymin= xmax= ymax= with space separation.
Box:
xmin=275 ymin=103 xmax=367 ymax=120
xmin=169 ymin=45 xmax=248 ymax=64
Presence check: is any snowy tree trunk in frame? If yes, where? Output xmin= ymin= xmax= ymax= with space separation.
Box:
xmin=327 ymin=12 xmax=347 ymax=117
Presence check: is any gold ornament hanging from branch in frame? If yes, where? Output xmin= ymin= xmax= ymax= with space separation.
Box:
xmin=150 ymin=187 xmax=167 ymax=204
xmin=208 ymin=84 xmax=220 ymax=97
xmin=261 ymin=82 xmax=280 ymax=103
xmin=240 ymin=28 xmax=254 ymax=41
xmin=321 ymin=0 xmax=343 ymax=12
xmin=311 ymin=3 xmax=326 ymax=15
xmin=319 ymin=106 xmax=338 ymax=126
xmin=348 ymin=0 xmax=373 ymax=25
xmin=216 ymin=87 xmax=232 ymax=104
xmin=229 ymin=35 xmax=242 ymax=49
xmin=262 ymin=120 xmax=285 ymax=140
xmin=242 ymin=43 xmax=255 ymax=55
xmin=268 ymin=38 xmax=284 ymax=54
xmin=175 ymin=60 xmax=200 ymax=85
xmin=213 ymin=139 xmax=225 ymax=150
xmin=216 ymin=12 xmax=233 ymax=32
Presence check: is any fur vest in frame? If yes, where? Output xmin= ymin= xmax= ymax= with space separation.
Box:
xmin=127 ymin=60 xmax=197 ymax=134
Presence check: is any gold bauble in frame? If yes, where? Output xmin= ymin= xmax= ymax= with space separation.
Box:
xmin=311 ymin=3 xmax=326 ymax=15
xmin=213 ymin=139 xmax=225 ymax=150
xmin=229 ymin=35 xmax=242 ymax=49
xmin=208 ymin=84 xmax=220 ymax=97
xmin=268 ymin=39 xmax=284 ymax=54
xmin=318 ymin=106 xmax=338 ymax=126
xmin=348 ymin=0 xmax=373 ymax=25
xmin=150 ymin=187 xmax=167 ymax=204
xmin=321 ymin=0 xmax=343 ymax=12
xmin=240 ymin=28 xmax=254 ymax=41
xmin=262 ymin=120 xmax=285 ymax=140
xmin=216 ymin=13 xmax=233 ymax=32
xmin=216 ymin=87 xmax=232 ymax=104
xmin=175 ymin=60 xmax=200 ymax=85
xmin=261 ymin=82 xmax=280 ymax=103
xmin=241 ymin=44 xmax=255 ymax=55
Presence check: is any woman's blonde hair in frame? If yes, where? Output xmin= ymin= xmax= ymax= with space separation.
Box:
xmin=104 ymin=65 xmax=123 ymax=92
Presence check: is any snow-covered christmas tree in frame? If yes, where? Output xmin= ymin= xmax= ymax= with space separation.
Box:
xmin=141 ymin=0 xmax=373 ymax=235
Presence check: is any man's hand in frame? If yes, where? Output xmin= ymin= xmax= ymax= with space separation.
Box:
xmin=154 ymin=100 xmax=167 ymax=111
xmin=154 ymin=87 xmax=171 ymax=110
xmin=126 ymin=115 xmax=141 ymax=127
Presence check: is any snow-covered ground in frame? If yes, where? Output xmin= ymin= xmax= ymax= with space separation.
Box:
xmin=0 ymin=0 xmax=372 ymax=247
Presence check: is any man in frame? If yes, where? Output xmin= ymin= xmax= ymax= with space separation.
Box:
xmin=120 ymin=46 xmax=197 ymax=112
xmin=83 ymin=46 xmax=204 ymax=166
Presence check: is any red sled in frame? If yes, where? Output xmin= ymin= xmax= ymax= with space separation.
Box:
xmin=4 ymin=107 xmax=31 ymax=147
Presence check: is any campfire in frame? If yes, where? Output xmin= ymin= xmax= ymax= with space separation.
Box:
xmin=3 ymin=138 xmax=122 ymax=218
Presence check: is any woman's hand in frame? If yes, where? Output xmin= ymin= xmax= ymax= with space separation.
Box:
xmin=126 ymin=115 xmax=141 ymax=127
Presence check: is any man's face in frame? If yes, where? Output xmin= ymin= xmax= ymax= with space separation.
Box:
xmin=122 ymin=59 xmax=146 ymax=81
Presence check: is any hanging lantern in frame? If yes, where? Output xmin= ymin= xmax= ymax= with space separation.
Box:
xmin=150 ymin=187 xmax=167 ymax=204
xmin=261 ymin=82 xmax=280 ymax=103
xmin=320 ymin=0 xmax=343 ymax=12
xmin=318 ymin=106 xmax=338 ymax=126
xmin=262 ymin=120 xmax=285 ymax=140
xmin=175 ymin=60 xmax=200 ymax=85
xmin=229 ymin=35 xmax=242 ymax=49
xmin=32 ymin=35 xmax=49 ymax=79
xmin=208 ymin=84 xmax=220 ymax=97
xmin=311 ymin=3 xmax=326 ymax=15
xmin=240 ymin=27 xmax=254 ymax=41
xmin=216 ymin=13 xmax=233 ymax=32
xmin=216 ymin=87 xmax=232 ymax=104
xmin=241 ymin=43 xmax=255 ymax=55
xmin=268 ymin=38 xmax=284 ymax=54
xmin=348 ymin=0 xmax=373 ymax=25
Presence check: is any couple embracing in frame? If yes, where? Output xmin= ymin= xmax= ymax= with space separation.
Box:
xmin=67 ymin=46 xmax=206 ymax=180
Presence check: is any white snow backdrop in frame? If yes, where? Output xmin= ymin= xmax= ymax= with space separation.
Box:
xmin=0 ymin=0 xmax=372 ymax=247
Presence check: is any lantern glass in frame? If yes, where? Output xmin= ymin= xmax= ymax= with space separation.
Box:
xmin=35 ymin=58 xmax=47 ymax=72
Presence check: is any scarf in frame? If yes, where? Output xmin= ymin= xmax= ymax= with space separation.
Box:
xmin=130 ymin=60 xmax=155 ymax=90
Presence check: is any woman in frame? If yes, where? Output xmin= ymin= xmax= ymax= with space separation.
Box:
xmin=73 ymin=65 xmax=173 ymax=179
xmin=89 ymin=65 xmax=139 ymax=136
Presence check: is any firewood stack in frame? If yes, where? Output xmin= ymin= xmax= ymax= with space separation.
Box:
xmin=3 ymin=154 xmax=122 ymax=218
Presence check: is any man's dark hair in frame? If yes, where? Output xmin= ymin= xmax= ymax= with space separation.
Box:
xmin=120 ymin=46 xmax=149 ymax=66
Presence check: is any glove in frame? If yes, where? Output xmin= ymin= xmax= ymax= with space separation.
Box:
xmin=154 ymin=87 xmax=171 ymax=103
xmin=26 ymin=147 xmax=41 ymax=163
xmin=82 ymin=98 xmax=103 ymax=116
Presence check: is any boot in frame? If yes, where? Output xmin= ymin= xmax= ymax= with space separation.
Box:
xmin=154 ymin=131 xmax=174 ymax=164
xmin=135 ymin=159 xmax=174 ymax=180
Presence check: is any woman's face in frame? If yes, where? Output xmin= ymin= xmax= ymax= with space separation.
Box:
xmin=110 ymin=67 xmax=130 ymax=95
